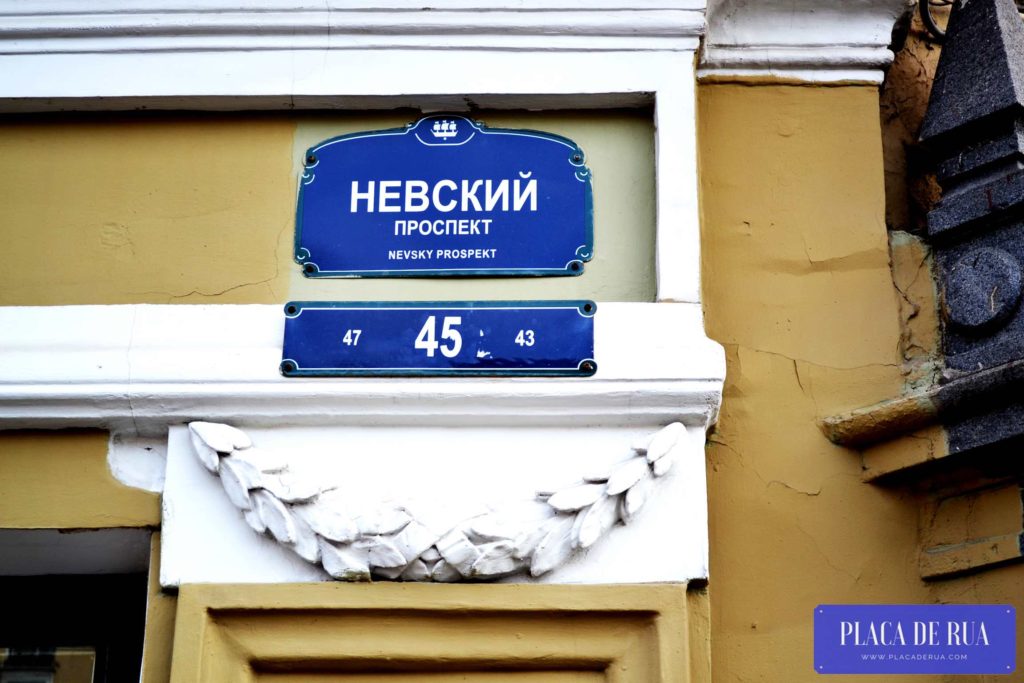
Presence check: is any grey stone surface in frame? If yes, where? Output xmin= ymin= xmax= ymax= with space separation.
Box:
xmin=927 ymin=167 xmax=1024 ymax=237
xmin=936 ymin=119 xmax=1024 ymax=181
xmin=923 ymin=0 xmax=1024 ymax=238
xmin=943 ymin=246 xmax=1023 ymax=331
xmin=920 ymin=0 xmax=1024 ymax=452
xmin=920 ymin=0 xmax=1024 ymax=144
xmin=939 ymin=223 xmax=1024 ymax=370
xmin=945 ymin=399 xmax=1024 ymax=455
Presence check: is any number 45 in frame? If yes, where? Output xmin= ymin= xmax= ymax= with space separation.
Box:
xmin=415 ymin=316 xmax=462 ymax=358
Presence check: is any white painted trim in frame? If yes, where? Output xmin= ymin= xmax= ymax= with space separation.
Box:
xmin=161 ymin=422 xmax=711 ymax=586
xmin=0 ymin=6 xmax=704 ymax=54
xmin=699 ymin=0 xmax=909 ymax=84
xmin=182 ymin=421 xmax=694 ymax=582
xmin=0 ymin=304 xmax=725 ymax=436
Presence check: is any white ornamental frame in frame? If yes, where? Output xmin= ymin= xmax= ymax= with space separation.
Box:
xmin=187 ymin=421 xmax=691 ymax=582
xmin=700 ymin=0 xmax=909 ymax=84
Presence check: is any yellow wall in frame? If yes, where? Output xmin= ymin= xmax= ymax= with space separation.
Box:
xmin=0 ymin=430 xmax=159 ymax=528
xmin=0 ymin=108 xmax=656 ymax=678
xmin=698 ymin=84 xmax=932 ymax=682
xmin=0 ymin=111 xmax=654 ymax=305
xmin=169 ymin=582 xmax=701 ymax=682
xmin=0 ymin=115 xmax=295 ymax=305
xmin=5 ymin=81 xmax=1009 ymax=683
xmin=142 ymin=533 xmax=176 ymax=683
xmin=930 ymin=563 xmax=1024 ymax=683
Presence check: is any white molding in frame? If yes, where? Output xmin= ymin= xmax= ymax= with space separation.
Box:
xmin=0 ymin=304 xmax=725 ymax=437
xmin=0 ymin=4 xmax=704 ymax=55
xmin=699 ymin=0 xmax=910 ymax=84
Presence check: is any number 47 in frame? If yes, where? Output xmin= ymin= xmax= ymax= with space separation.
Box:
xmin=342 ymin=329 xmax=361 ymax=346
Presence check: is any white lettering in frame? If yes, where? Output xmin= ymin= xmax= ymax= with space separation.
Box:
xmin=405 ymin=180 xmax=430 ymax=212
xmin=433 ymin=179 xmax=458 ymax=212
xmin=387 ymin=249 xmax=434 ymax=260
xmin=378 ymin=180 xmax=402 ymax=212
xmin=350 ymin=181 xmax=375 ymax=213
xmin=353 ymin=179 xmax=537 ymax=215
xmin=485 ymin=179 xmax=509 ymax=211
xmin=514 ymin=178 xmax=537 ymax=211
xmin=841 ymin=622 xmax=854 ymax=647
xmin=461 ymin=179 xmax=483 ymax=211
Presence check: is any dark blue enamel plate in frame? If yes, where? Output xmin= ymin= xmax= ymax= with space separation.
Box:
xmin=280 ymin=300 xmax=596 ymax=377
xmin=295 ymin=115 xmax=593 ymax=277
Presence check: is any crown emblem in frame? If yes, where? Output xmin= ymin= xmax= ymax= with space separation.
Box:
xmin=430 ymin=119 xmax=459 ymax=139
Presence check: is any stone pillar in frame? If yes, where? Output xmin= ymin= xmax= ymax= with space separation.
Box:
xmin=920 ymin=0 xmax=1024 ymax=454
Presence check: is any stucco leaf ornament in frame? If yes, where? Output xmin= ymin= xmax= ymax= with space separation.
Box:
xmin=187 ymin=421 xmax=689 ymax=582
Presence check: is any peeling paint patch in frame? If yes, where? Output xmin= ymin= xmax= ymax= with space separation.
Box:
xmin=108 ymin=433 xmax=167 ymax=493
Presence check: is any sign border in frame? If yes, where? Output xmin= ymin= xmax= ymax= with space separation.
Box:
xmin=280 ymin=299 xmax=598 ymax=378
xmin=293 ymin=115 xmax=595 ymax=278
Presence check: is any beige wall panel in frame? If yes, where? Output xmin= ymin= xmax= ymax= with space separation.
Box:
xmin=0 ymin=430 xmax=159 ymax=528
xmin=686 ymin=584 xmax=712 ymax=682
xmin=257 ymin=674 xmax=604 ymax=682
xmin=290 ymin=111 xmax=655 ymax=302
xmin=0 ymin=115 xmax=295 ymax=305
xmin=698 ymin=84 xmax=932 ymax=683
xmin=0 ymin=111 xmax=653 ymax=305
xmin=142 ymin=533 xmax=177 ymax=683
xmin=53 ymin=649 xmax=97 ymax=683
xmin=700 ymin=85 xmax=903 ymax=374
xmin=170 ymin=583 xmax=696 ymax=683
xmin=930 ymin=563 xmax=1024 ymax=683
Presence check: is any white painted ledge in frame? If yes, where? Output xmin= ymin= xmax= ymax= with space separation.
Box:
xmin=0 ymin=3 xmax=704 ymax=55
xmin=699 ymin=0 xmax=910 ymax=84
xmin=0 ymin=304 xmax=725 ymax=436
xmin=0 ymin=3 xmax=704 ymax=109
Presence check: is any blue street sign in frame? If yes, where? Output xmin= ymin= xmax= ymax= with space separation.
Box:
xmin=814 ymin=604 xmax=1016 ymax=675
xmin=295 ymin=115 xmax=594 ymax=278
xmin=280 ymin=301 xmax=597 ymax=377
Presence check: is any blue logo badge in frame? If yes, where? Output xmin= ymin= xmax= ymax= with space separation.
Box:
xmin=814 ymin=604 xmax=1015 ymax=674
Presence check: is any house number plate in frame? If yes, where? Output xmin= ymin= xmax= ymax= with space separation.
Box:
xmin=280 ymin=301 xmax=597 ymax=377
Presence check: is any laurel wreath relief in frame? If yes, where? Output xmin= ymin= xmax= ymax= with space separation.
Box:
xmin=187 ymin=421 xmax=690 ymax=582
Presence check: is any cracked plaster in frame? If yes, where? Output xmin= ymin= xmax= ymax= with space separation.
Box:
xmin=698 ymin=82 xmax=931 ymax=681
xmin=0 ymin=115 xmax=294 ymax=305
